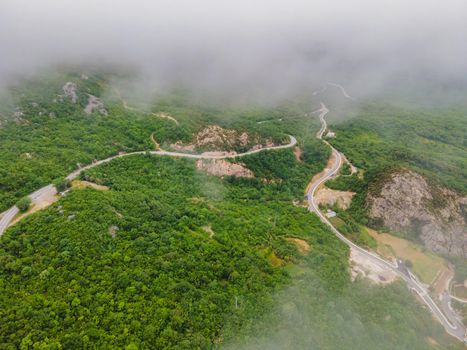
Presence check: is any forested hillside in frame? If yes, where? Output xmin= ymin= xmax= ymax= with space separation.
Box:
xmin=329 ymin=103 xmax=467 ymax=194
xmin=0 ymin=73 xmax=464 ymax=349
xmin=0 ymin=153 xmax=461 ymax=349
xmin=0 ymin=72 xmax=315 ymax=212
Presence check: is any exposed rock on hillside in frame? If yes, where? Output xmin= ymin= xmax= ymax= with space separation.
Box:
xmin=62 ymin=82 xmax=78 ymax=103
xmin=196 ymin=125 xmax=243 ymax=148
xmin=368 ymin=169 xmax=466 ymax=257
xmin=84 ymin=95 xmax=107 ymax=115
xmin=172 ymin=125 xmax=278 ymax=152
xmin=196 ymin=159 xmax=253 ymax=178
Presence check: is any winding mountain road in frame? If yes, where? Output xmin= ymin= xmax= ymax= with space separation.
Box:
xmin=0 ymin=135 xmax=297 ymax=236
xmin=307 ymin=100 xmax=466 ymax=342
xmin=0 ymin=88 xmax=464 ymax=342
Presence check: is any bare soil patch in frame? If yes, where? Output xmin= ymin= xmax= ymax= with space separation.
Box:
xmin=349 ymin=248 xmax=397 ymax=285
xmin=202 ymin=225 xmax=215 ymax=238
xmin=315 ymin=187 xmax=355 ymax=210
xmin=11 ymin=191 xmax=58 ymax=226
xmin=171 ymin=125 xmax=278 ymax=153
xmin=84 ymin=95 xmax=107 ymax=115
xmin=306 ymin=151 xmax=338 ymax=194
xmin=285 ymin=237 xmax=310 ymax=254
xmin=196 ymin=159 xmax=253 ymax=178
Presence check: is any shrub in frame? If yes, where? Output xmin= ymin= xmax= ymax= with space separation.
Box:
xmin=16 ymin=197 xmax=31 ymax=212
xmin=53 ymin=177 xmax=70 ymax=192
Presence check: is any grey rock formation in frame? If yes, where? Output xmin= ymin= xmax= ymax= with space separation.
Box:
xmin=62 ymin=82 xmax=78 ymax=103
xmin=368 ymin=169 xmax=466 ymax=257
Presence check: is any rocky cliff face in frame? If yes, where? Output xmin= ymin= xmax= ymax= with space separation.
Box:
xmin=368 ymin=169 xmax=466 ymax=257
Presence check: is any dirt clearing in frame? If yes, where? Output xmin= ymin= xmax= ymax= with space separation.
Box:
xmin=349 ymin=248 xmax=397 ymax=285
xmin=285 ymin=237 xmax=310 ymax=254
xmin=315 ymin=187 xmax=355 ymax=210
xmin=306 ymin=150 xmax=338 ymax=194
xmin=196 ymin=159 xmax=253 ymax=178
xmin=11 ymin=189 xmax=58 ymax=226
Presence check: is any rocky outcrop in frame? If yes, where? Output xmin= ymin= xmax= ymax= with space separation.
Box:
xmin=196 ymin=159 xmax=254 ymax=178
xmin=196 ymin=125 xmax=241 ymax=148
xmin=84 ymin=95 xmax=107 ymax=115
xmin=368 ymin=169 xmax=466 ymax=257
xmin=171 ymin=124 xmax=279 ymax=152
xmin=62 ymin=82 xmax=78 ymax=103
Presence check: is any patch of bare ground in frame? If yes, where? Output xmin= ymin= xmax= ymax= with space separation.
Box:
xmin=293 ymin=146 xmax=302 ymax=162
xmin=306 ymin=150 xmax=338 ymax=195
xmin=170 ymin=141 xmax=196 ymax=152
xmin=196 ymin=159 xmax=253 ymax=178
xmin=11 ymin=191 xmax=59 ymax=226
xmin=171 ymin=125 xmax=280 ymax=152
xmin=315 ymin=187 xmax=355 ymax=210
xmin=62 ymin=82 xmax=78 ymax=103
xmin=349 ymin=248 xmax=397 ymax=285
xmin=71 ymin=180 xmax=109 ymax=191
xmin=202 ymin=225 xmax=215 ymax=238
xmin=285 ymin=237 xmax=310 ymax=254
xmin=196 ymin=125 xmax=239 ymax=148
xmin=84 ymin=95 xmax=107 ymax=115
xmin=108 ymin=225 xmax=119 ymax=238
xmin=21 ymin=152 xmax=33 ymax=160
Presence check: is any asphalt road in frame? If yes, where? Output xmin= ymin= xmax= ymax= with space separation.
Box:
xmin=0 ymin=207 xmax=19 ymax=237
xmin=0 ymin=135 xmax=297 ymax=236
xmin=0 ymin=184 xmax=57 ymax=236
xmin=307 ymin=101 xmax=466 ymax=342
xmin=0 ymin=99 xmax=464 ymax=342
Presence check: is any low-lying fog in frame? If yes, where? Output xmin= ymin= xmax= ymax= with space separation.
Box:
xmin=1 ymin=0 xmax=467 ymax=102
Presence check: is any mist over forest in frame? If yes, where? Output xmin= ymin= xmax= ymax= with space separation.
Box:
xmin=1 ymin=0 xmax=467 ymax=103
xmin=0 ymin=1 xmax=466 ymax=349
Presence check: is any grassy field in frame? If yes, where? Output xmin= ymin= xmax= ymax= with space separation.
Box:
xmin=366 ymin=227 xmax=447 ymax=284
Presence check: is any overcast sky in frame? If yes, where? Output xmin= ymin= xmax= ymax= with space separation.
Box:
xmin=1 ymin=0 xmax=466 ymax=98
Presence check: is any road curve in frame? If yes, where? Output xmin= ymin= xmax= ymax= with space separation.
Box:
xmin=327 ymin=82 xmax=355 ymax=100
xmin=307 ymin=102 xmax=466 ymax=342
xmin=0 ymin=135 xmax=297 ymax=236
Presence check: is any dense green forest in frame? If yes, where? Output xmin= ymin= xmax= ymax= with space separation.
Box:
xmin=324 ymin=102 xmax=466 ymax=244
xmin=0 ymin=71 xmax=315 ymax=212
xmin=0 ymin=72 xmax=464 ymax=349
xmin=0 ymin=154 xmax=461 ymax=349
xmin=329 ymin=103 xmax=467 ymax=194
